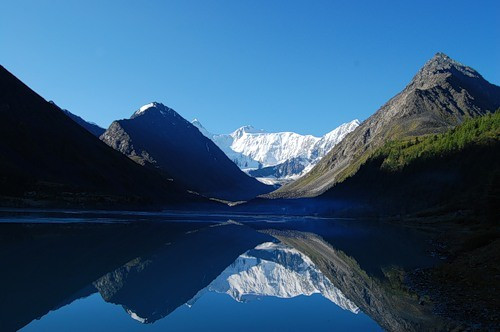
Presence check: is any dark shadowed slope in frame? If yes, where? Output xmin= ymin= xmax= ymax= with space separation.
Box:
xmin=318 ymin=111 xmax=500 ymax=217
xmin=100 ymin=102 xmax=273 ymax=201
xmin=60 ymin=106 xmax=106 ymax=137
xmin=0 ymin=65 xmax=200 ymax=207
xmin=272 ymin=53 xmax=500 ymax=198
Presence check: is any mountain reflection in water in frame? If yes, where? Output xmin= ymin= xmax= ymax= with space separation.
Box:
xmin=187 ymin=242 xmax=359 ymax=312
xmin=0 ymin=215 xmax=451 ymax=331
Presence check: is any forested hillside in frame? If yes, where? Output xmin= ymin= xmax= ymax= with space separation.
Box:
xmin=321 ymin=111 xmax=500 ymax=217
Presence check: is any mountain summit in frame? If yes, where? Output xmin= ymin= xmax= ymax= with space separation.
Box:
xmin=412 ymin=52 xmax=481 ymax=87
xmin=101 ymin=102 xmax=272 ymax=201
xmin=272 ymin=53 xmax=500 ymax=198
xmin=131 ymin=102 xmax=179 ymax=119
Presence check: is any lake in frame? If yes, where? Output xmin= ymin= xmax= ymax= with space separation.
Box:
xmin=0 ymin=209 xmax=446 ymax=331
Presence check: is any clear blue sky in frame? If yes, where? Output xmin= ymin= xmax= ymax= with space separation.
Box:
xmin=1 ymin=1 xmax=499 ymax=136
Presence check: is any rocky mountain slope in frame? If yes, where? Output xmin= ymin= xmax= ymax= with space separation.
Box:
xmin=100 ymin=103 xmax=272 ymax=201
xmin=0 ymin=65 xmax=198 ymax=207
xmin=318 ymin=112 xmax=500 ymax=216
xmin=271 ymin=53 xmax=500 ymax=197
xmin=192 ymin=119 xmax=359 ymax=183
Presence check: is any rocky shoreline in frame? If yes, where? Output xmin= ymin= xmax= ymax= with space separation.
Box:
xmin=403 ymin=215 xmax=499 ymax=330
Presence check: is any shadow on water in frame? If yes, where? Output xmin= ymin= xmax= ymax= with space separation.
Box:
xmin=0 ymin=214 xmax=456 ymax=331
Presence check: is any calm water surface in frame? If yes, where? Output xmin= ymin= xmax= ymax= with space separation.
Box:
xmin=0 ymin=210 xmax=443 ymax=331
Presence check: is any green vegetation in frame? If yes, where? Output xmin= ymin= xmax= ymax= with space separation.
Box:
xmin=320 ymin=111 xmax=500 ymax=218
xmin=376 ymin=111 xmax=500 ymax=171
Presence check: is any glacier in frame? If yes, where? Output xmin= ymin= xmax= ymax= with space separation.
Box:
xmin=192 ymin=119 xmax=360 ymax=184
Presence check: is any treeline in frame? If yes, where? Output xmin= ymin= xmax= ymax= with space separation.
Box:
xmin=377 ymin=110 xmax=499 ymax=171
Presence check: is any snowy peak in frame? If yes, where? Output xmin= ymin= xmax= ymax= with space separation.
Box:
xmin=331 ymin=119 xmax=360 ymax=135
xmin=191 ymin=120 xmax=267 ymax=140
xmin=191 ymin=119 xmax=212 ymax=138
xmin=232 ymin=121 xmax=359 ymax=168
xmin=191 ymin=118 xmax=204 ymax=130
xmin=190 ymin=117 xmax=359 ymax=183
xmin=231 ymin=125 xmax=267 ymax=137
xmin=131 ymin=102 xmax=179 ymax=119
xmin=191 ymin=119 xmax=359 ymax=183
xmin=319 ymin=119 xmax=360 ymax=143
xmin=230 ymin=130 xmax=319 ymax=167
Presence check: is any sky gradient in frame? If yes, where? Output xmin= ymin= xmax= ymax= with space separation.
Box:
xmin=1 ymin=0 xmax=499 ymax=136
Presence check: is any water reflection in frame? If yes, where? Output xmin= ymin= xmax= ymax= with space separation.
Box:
xmin=188 ymin=242 xmax=359 ymax=313
xmin=0 ymin=216 xmax=453 ymax=331
xmin=93 ymin=222 xmax=271 ymax=324
xmin=266 ymin=229 xmax=450 ymax=331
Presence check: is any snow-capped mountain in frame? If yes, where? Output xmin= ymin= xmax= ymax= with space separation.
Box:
xmin=192 ymin=119 xmax=360 ymax=184
xmin=192 ymin=119 xmax=261 ymax=170
xmin=187 ymin=242 xmax=359 ymax=313
xmin=100 ymin=102 xmax=272 ymax=201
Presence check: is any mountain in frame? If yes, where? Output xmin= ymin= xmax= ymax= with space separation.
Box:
xmin=100 ymin=102 xmax=272 ymax=201
xmin=272 ymin=53 xmax=500 ymax=197
xmin=59 ymin=106 xmax=105 ymax=137
xmin=191 ymin=120 xmax=265 ymax=170
xmin=0 ymin=65 xmax=199 ymax=208
xmin=317 ymin=111 xmax=500 ymax=217
xmin=192 ymin=119 xmax=359 ymax=184
xmin=238 ymin=111 xmax=500 ymax=219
